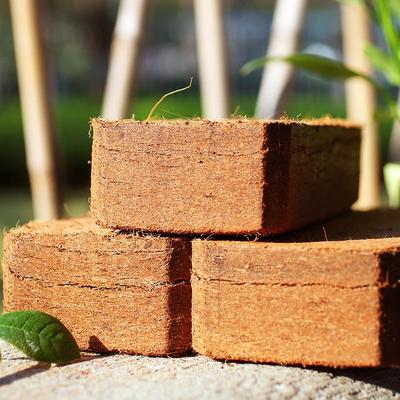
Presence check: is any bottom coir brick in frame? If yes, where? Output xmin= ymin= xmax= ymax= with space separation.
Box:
xmin=3 ymin=217 xmax=192 ymax=356
xmin=192 ymin=211 xmax=400 ymax=367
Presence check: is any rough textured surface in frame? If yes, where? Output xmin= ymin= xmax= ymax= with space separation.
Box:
xmin=1 ymin=344 xmax=400 ymax=400
xmin=91 ymin=118 xmax=360 ymax=235
xmin=192 ymin=210 xmax=400 ymax=367
xmin=276 ymin=209 xmax=400 ymax=242
xmin=2 ymin=217 xmax=192 ymax=356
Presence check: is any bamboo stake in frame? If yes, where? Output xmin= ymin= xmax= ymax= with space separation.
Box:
xmin=194 ymin=0 xmax=229 ymax=119
xmin=9 ymin=0 xmax=62 ymax=220
xmin=255 ymin=0 xmax=307 ymax=118
xmin=341 ymin=2 xmax=381 ymax=209
xmin=102 ymin=0 xmax=148 ymax=119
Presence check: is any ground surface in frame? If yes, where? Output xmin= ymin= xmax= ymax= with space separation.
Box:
xmin=1 ymin=343 xmax=400 ymax=399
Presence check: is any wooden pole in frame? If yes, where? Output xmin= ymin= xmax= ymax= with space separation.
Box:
xmin=9 ymin=0 xmax=62 ymax=220
xmin=255 ymin=0 xmax=307 ymax=118
xmin=194 ymin=0 xmax=229 ymax=119
xmin=102 ymin=0 xmax=148 ymax=119
xmin=341 ymin=2 xmax=381 ymax=209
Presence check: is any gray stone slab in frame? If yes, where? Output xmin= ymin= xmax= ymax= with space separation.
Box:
xmin=0 ymin=342 xmax=400 ymax=400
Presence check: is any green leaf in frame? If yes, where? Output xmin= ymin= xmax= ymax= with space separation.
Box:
xmin=389 ymin=0 xmax=400 ymax=18
xmin=373 ymin=0 xmax=400 ymax=70
xmin=365 ymin=43 xmax=400 ymax=85
xmin=0 ymin=311 xmax=80 ymax=363
xmin=241 ymin=53 xmax=398 ymax=119
xmin=241 ymin=53 xmax=374 ymax=82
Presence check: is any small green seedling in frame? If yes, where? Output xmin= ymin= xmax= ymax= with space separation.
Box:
xmin=0 ymin=310 xmax=80 ymax=364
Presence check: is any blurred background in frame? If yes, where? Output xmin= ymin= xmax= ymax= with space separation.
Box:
xmin=0 ymin=0 xmax=394 ymax=270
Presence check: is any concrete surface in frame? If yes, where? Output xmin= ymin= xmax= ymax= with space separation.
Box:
xmin=1 ymin=342 xmax=400 ymax=399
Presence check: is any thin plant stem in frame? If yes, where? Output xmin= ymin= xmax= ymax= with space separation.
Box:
xmin=145 ymin=78 xmax=193 ymax=122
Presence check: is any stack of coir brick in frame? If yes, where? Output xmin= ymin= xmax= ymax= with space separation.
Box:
xmin=4 ymin=118 xmax=400 ymax=367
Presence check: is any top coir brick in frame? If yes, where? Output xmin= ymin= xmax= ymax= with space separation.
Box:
xmin=90 ymin=118 xmax=360 ymax=235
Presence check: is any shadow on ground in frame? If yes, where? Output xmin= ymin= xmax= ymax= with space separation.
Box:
xmin=0 ymin=353 xmax=110 ymax=387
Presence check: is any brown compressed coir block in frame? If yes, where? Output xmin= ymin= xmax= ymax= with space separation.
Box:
xmin=3 ymin=217 xmax=191 ymax=356
xmin=192 ymin=210 xmax=400 ymax=367
xmin=91 ymin=118 xmax=360 ymax=235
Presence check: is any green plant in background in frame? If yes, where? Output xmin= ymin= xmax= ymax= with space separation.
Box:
xmin=0 ymin=310 xmax=80 ymax=363
xmin=242 ymin=0 xmax=400 ymax=120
